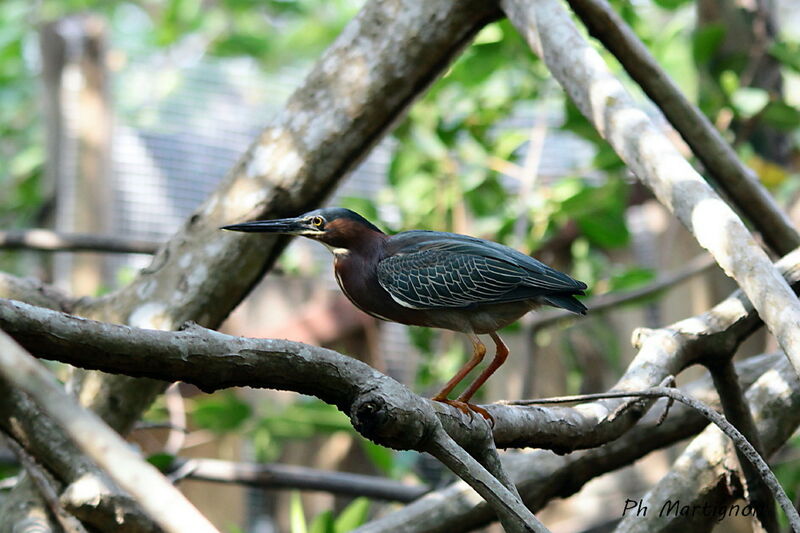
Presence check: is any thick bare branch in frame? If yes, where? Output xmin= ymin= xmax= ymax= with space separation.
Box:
xmin=565 ymin=0 xmax=800 ymax=256
xmin=0 ymin=329 xmax=218 ymax=533
xmin=501 ymin=0 xmax=800 ymax=376
xmin=68 ymin=0 xmax=502 ymax=446
xmin=0 ymin=298 xmax=680 ymax=451
xmin=356 ymin=354 xmax=782 ymax=532
xmin=1 ymin=0 xmax=503 ymax=527
xmin=2 ymin=243 xmax=799 ymax=453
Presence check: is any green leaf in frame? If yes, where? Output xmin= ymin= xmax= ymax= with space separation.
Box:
xmin=309 ymin=511 xmax=335 ymax=533
xmin=9 ymin=145 xmax=43 ymax=177
xmin=769 ymin=42 xmax=800 ymax=74
xmin=493 ymin=129 xmax=527 ymax=159
xmin=557 ymin=177 xmax=630 ymax=249
xmin=213 ymin=33 xmax=272 ymax=57
xmin=360 ymin=440 xmax=394 ymax=475
xmin=608 ymin=267 xmax=656 ymax=292
xmin=761 ymin=101 xmax=800 ymax=131
xmin=730 ymin=87 xmax=768 ymax=118
xmin=473 ymin=23 xmax=503 ymax=45
xmin=652 ymin=0 xmax=692 ymax=10
xmin=692 ymin=24 xmax=726 ymax=65
xmin=592 ymin=145 xmax=625 ymax=172
xmin=576 ymin=209 xmax=629 ymax=248
xmin=146 ymin=452 xmax=176 ymax=472
xmin=257 ymin=399 xmax=352 ymax=441
xmin=290 ymin=492 xmax=307 ymax=533
xmin=191 ymin=391 xmax=251 ymax=433
xmin=334 ymin=498 xmax=370 ymax=533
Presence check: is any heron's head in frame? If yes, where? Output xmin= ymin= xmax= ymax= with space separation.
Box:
xmin=221 ymin=207 xmax=385 ymax=254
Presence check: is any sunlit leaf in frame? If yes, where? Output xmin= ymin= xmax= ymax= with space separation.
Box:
xmin=290 ymin=492 xmax=307 ymax=533
xmin=730 ymin=87 xmax=768 ymax=118
xmin=309 ymin=511 xmax=335 ymax=533
xmin=749 ymin=155 xmax=790 ymax=187
xmin=334 ymin=498 xmax=370 ymax=532
xmin=769 ymin=41 xmax=800 ymax=73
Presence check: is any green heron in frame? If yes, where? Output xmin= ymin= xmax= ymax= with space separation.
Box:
xmin=223 ymin=207 xmax=587 ymax=419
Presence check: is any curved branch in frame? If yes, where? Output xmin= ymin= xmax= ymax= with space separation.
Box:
xmin=1 ymin=242 xmax=799 ymax=453
xmin=2 ymin=0 xmax=504 ymax=527
xmin=426 ymin=429 xmax=545 ymax=532
xmin=516 ymin=385 xmax=799 ymax=529
xmin=501 ymin=0 xmax=800 ymax=377
xmin=708 ymin=360 xmax=778 ymax=532
xmin=356 ymin=354 xmax=783 ymax=532
xmin=617 ymin=357 xmax=800 ymax=533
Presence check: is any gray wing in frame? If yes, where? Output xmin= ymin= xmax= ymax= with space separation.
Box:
xmin=377 ymin=249 xmax=529 ymax=309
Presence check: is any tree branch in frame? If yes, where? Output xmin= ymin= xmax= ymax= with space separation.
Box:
xmin=0 ymin=272 xmax=73 ymax=312
xmin=356 ymin=354 xmax=783 ymax=532
xmin=708 ymin=360 xmax=778 ymax=532
xmin=2 ymin=0 xmax=503 ymax=527
xmin=425 ymin=429 xmax=545 ymax=532
xmin=0 ymin=229 xmax=160 ymax=255
xmin=501 ymin=0 xmax=800 ymax=377
xmin=168 ymin=458 xmax=429 ymax=502
xmin=0 ymin=329 xmax=218 ymax=533
xmin=0 ymin=297 xmax=691 ymax=451
xmin=1 ymin=240 xmax=799 ymax=453
xmin=516 ymin=384 xmax=799 ymax=529
xmin=564 ymin=0 xmax=800 ymax=256
xmin=2 ymin=432 xmax=88 ymax=533
xmin=617 ymin=357 xmax=800 ymax=533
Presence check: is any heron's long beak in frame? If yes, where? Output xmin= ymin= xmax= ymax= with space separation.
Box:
xmin=221 ymin=217 xmax=309 ymax=235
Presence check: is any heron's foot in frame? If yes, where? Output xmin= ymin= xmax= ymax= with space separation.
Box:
xmin=432 ymin=397 xmax=494 ymax=426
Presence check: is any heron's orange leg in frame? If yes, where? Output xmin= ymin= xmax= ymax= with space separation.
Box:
xmin=432 ymin=333 xmax=485 ymax=402
xmin=456 ymin=331 xmax=508 ymax=404
xmin=431 ymin=334 xmax=494 ymax=422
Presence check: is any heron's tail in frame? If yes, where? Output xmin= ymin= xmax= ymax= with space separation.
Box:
xmin=542 ymin=294 xmax=587 ymax=315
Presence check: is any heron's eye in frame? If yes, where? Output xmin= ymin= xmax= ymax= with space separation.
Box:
xmin=311 ymin=216 xmax=325 ymax=228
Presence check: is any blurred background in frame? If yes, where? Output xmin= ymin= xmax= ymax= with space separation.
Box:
xmin=1 ymin=0 xmax=800 ymax=531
